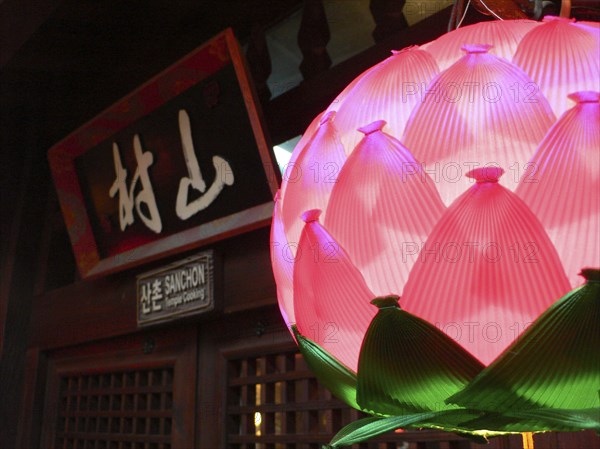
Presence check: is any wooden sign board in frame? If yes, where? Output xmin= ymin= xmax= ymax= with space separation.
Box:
xmin=48 ymin=28 xmax=280 ymax=278
xmin=137 ymin=251 xmax=215 ymax=327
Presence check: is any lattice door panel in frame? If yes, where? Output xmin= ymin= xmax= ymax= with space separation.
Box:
xmin=225 ymin=349 xmax=475 ymax=449
xmin=54 ymin=368 xmax=174 ymax=449
xmin=40 ymin=328 xmax=196 ymax=449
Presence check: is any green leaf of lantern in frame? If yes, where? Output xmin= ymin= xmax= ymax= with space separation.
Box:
xmin=325 ymin=411 xmax=439 ymax=447
xmin=292 ymin=325 xmax=361 ymax=410
xmin=447 ymin=269 xmax=600 ymax=425
xmin=356 ymin=296 xmax=484 ymax=416
xmin=292 ymin=325 xmax=493 ymax=444
xmin=453 ymin=407 xmax=600 ymax=433
xmin=504 ymin=407 xmax=600 ymax=431
xmin=325 ymin=409 xmax=505 ymax=447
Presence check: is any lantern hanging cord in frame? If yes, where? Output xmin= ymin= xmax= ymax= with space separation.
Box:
xmin=478 ymin=0 xmax=504 ymax=20
xmin=452 ymin=0 xmax=503 ymax=27
xmin=456 ymin=0 xmax=472 ymax=28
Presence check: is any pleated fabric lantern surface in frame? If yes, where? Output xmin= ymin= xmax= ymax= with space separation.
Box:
xmin=270 ymin=17 xmax=600 ymax=446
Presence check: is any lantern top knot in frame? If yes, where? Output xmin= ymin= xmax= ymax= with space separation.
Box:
xmin=358 ymin=120 xmax=387 ymax=135
xmin=580 ymin=268 xmax=600 ymax=283
xmin=542 ymin=15 xmax=575 ymax=24
xmin=568 ymin=91 xmax=600 ymax=104
xmin=319 ymin=111 xmax=336 ymax=126
xmin=301 ymin=209 xmax=322 ymax=223
xmin=461 ymin=43 xmax=493 ymax=54
xmin=391 ymin=45 xmax=417 ymax=55
xmin=466 ymin=167 xmax=504 ymax=183
xmin=371 ymin=295 xmax=401 ymax=309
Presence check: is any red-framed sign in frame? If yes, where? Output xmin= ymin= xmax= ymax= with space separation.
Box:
xmin=48 ymin=28 xmax=280 ymax=279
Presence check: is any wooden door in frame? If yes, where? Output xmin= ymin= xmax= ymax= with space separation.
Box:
xmin=39 ymin=327 xmax=197 ymax=449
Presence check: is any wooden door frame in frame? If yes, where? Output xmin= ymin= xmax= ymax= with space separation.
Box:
xmin=196 ymin=306 xmax=293 ymax=449
xmin=35 ymin=325 xmax=197 ymax=449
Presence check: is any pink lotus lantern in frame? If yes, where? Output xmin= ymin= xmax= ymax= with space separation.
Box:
xmin=271 ymin=17 xmax=600 ymax=444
